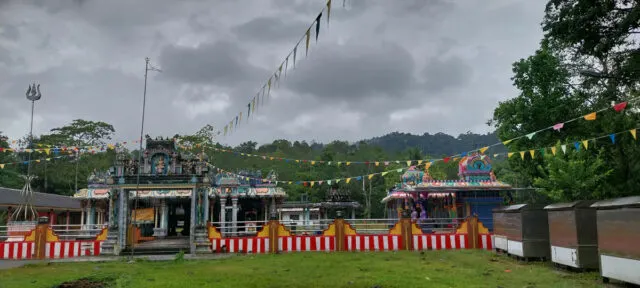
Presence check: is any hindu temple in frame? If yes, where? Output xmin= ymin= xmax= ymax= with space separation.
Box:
xmin=382 ymin=153 xmax=513 ymax=232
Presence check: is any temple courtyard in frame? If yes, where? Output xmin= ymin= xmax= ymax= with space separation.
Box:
xmin=0 ymin=250 xmax=606 ymax=288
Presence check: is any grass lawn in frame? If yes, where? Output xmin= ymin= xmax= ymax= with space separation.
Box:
xmin=0 ymin=250 xmax=604 ymax=288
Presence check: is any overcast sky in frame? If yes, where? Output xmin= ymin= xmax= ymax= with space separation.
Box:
xmin=0 ymin=0 xmax=545 ymax=147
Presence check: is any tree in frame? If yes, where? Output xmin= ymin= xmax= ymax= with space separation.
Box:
xmin=45 ymin=119 xmax=115 ymax=146
xmin=534 ymin=149 xmax=613 ymax=201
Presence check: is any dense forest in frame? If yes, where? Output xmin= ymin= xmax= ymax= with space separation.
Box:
xmin=2 ymin=0 xmax=640 ymax=218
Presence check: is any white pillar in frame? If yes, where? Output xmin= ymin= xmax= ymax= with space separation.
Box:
xmin=80 ymin=206 xmax=85 ymax=227
xmin=231 ymin=197 xmax=238 ymax=234
xmin=161 ymin=200 xmax=168 ymax=230
xmin=220 ymin=199 xmax=226 ymax=234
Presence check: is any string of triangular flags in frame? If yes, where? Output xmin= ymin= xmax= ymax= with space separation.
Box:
xmin=182 ymin=100 xmax=634 ymax=164
xmin=0 ymin=149 xmax=104 ymax=169
xmin=493 ymin=127 xmax=638 ymax=160
xmin=207 ymin=161 xmax=416 ymax=187
xmin=218 ymin=0 xmax=337 ymax=138
xmin=207 ymin=126 xmax=639 ymax=186
xmin=1 ymin=138 xmax=143 ymax=154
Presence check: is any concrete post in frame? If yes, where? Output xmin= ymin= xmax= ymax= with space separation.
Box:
xmin=190 ymin=187 xmax=197 ymax=254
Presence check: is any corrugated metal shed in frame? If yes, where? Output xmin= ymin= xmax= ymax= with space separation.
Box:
xmin=0 ymin=187 xmax=82 ymax=210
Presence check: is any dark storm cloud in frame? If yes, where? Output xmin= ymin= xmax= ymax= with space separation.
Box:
xmin=286 ymin=41 xmax=415 ymax=101
xmin=232 ymin=17 xmax=308 ymax=43
xmin=158 ymin=41 xmax=267 ymax=88
xmin=421 ymin=55 xmax=474 ymax=92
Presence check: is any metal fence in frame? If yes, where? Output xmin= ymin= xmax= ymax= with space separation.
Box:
xmin=0 ymin=223 xmax=107 ymax=242
xmin=210 ymin=217 xmax=466 ymax=237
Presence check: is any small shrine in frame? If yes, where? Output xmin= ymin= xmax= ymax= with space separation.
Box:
xmin=382 ymin=153 xmax=512 ymax=232
xmin=210 ymin=170 xmax=287 ymax=236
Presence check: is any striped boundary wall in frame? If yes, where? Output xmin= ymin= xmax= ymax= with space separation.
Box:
xmin=412 ymin=234 xmax=468 ymax=250
xmin=279 ymin=236 xmax=335 ymax=252
xmin=0 ymin=241 xmax=103 ymax=260
xmin=212 ymin=237 xmax=270 ymax=253
xmin=210 ymin=234 xmax=494 ymax=254
xmin=479 ymin=234 xmax=493 ymax=250
xmin=346 ymin=235 xmax=401 ymax=251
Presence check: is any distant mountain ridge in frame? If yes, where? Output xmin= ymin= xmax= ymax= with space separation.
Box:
xmin=363 ymin=131 xmax=505 ymax=156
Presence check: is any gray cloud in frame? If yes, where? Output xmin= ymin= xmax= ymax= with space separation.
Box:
xmin=232 ymin=17 xmax=307 ymax=43
xmin=0 ymin=0 xmax=546 ymax=146
xmin=158 ymin=41 xmax=267 ymax=88
xmin=286 ymin=41 xmax=415 ymax=101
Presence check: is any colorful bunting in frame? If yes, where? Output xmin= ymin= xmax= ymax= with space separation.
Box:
xmin=552 ymin=123 xmax=564 ymax=131
xmin=216 ymin=2 xmax=336 ymax=137
xmin=613 ymin=101 xmax=627 ymax=112
xmin=584 ymin=112 xmax=597 ymax=121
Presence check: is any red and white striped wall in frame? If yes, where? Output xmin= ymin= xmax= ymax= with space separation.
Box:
xmin=412 ymin=234 xmax=468 ymax=250
xmin=346 ymin=235 xmax=401 ymax=252
xmin=45 ymin=241 xmax=103 ymax=259
xmin=478 ymin=234 xmax=493 ymax=250
xmin=0 ymin=241 xmax=103 ymax=260
xmin=278 ymin=236 xmax=335 ymax=252
xmin=211 ymin=237 xmax=270 ymax=254
xmin=0 ymin=242 xmax=34 ymax=259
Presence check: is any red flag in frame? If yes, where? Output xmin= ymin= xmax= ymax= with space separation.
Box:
xmin=613 ymin=101 xmax=628 ymax=112
xmin=443 ymin=157 xmax=451 ymax=163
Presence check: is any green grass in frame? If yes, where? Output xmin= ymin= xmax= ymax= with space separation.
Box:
xmin=0 ymin=250 xmax=603 ymax=288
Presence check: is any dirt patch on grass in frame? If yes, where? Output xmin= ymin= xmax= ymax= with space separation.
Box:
xmin=53 ymin=278 xmax=110 ymax=288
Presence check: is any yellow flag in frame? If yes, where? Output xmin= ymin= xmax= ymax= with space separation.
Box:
xmin=584 ymin=112 xmax=597 ymax=121
xmin=582 ymin=140 xmax=589 ymax=149
xmin=503 ymin=139 xmax=513 ymax=145
xmin=375 ymin=162 xmax=380 ymax=166
xmin=346 ymin=178 xmax=351 ymax=183
xmin=631 ymin=129 xmax=637 ymax=140
xmin=0 ymin=164 xmax=4 ymax=169
xmin=479 ymin=146 xmax=489 ymax=154
xmin=381 ymin=171 xmax=389 ymax=176
xmin=295 ymin=160 xmax=300 ymax=163
xmin=337 ymin=162 xmax=342 ymax=166
xmin=305 ymin=28 xmax=311 ymax=56
xmin=551 ymin=146 xmax=557 ymax=155
xmin=368 ymin=174 xmax=374 ymax=180
xmin=508 ymin=152 xmax=514 ymax=158
xmin=520 ymin=151 xmax=525 ymax=160
xmin=424 ymin=162 xmax=432 ymax=170
xmin=269 ymin=157 xmax=274 ymax=160
xmin=311 ymin=161 xmax=316 ymax=165
xmin=529 ymin=150 xmax=535 ymax=158
xmin=25 ymin=149 xmax=32 ymax=153
xmin=310 ymin=181 xmax=315 ymax=187
xmin=346 ymin=162 xmax=351 ymax=166
xmin=417 ymin=160 xmax=423 ymax=165
xmin=406 ymin=160 xmax=412 ymax=166
xmin=44 ymin=149 xmax=51 ymax=155
xmin=288 ymin=181 xmax=292 ymax=185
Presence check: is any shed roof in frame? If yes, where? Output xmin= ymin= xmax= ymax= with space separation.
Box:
xmin=544 ymin=200 xmax=597 ymax=210
xmin=591 ymin=196 xmax=640 ymax=209
xmin=0 ymin=187 xmax=82 ymax=210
